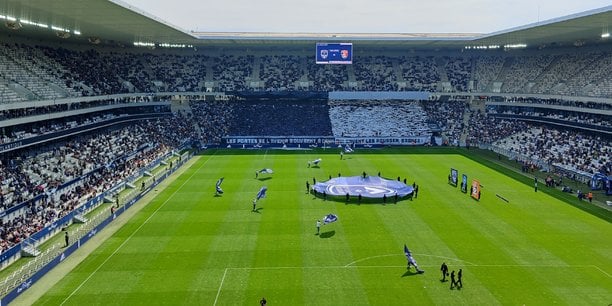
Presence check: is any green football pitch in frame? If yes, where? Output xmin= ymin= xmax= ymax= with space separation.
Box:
xmin=33 ymin=150 xmax=611 ymax=305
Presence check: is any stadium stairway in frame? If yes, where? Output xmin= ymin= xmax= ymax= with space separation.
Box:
xmin=459 ymin=100 xmax=473 ymax=146
xmin=435 ymin=57 xmax=450 ymax=83
xmin=252 ymin=56 xmax=261 ymax=80
xmin=392 ymin=59 xmax=406 ymax=83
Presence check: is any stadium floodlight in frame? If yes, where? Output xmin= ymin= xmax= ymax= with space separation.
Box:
xmin=504 ymin=43 xmax=527 ymax=49
xmin=73 ymin=30 xmax=81 ymax=35
xmin=5 ymin=16 xmax=16 ymax=21
xmin=134 ymin=41 xmax=155 ymax=47
xmin=19 ymin=19 xmax=52 ymax=29
xmin=602 ymin=33 xmax=610 ymax=38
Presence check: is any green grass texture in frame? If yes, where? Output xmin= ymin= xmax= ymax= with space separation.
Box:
xmin=34 ymin=151 xmax=612 ymax=305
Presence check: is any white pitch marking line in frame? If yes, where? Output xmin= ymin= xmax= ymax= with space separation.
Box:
xmin=213 ymin=268 xmax=229 ymax=306
xmin=60 ymin=154 xmax=215 ymax=305
xmin=221 ymin=264 xmax=611 ymax=278
xmin=344 ymin=253 xmax=477 ymax=267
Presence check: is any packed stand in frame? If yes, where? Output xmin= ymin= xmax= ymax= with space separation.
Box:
xmin=398 ymin=56 xmax=439 ymax=92
xmin=501 ymin=97 xmax=612 ymax=111
xmin=0 ymin=43 xmax=81 ymax=101
xmin=328 ymin=100 xmax=431 ymax=138
xmin=420 ymin=100 xmax=467 ymax=145
xmin=488 ymin=106 xmax=612 ymax=128
xmin=225 ymin=99 xmax=333 ymax=136
xmin=353 ymin=56 xmax=397 ymax=91
xmin=189 ymin=100 xmax=233 ymax=143
xmin=444 ymin=56 xmax=471 ymax=92
xmin=145 ymin=53 xmax=208 ymax=92
xmin=531 ymin=52 xmax=602 ymax=96
xmin=500 ymin=54 xmax=555 ymax=93
xmin=472 ymin=56 xmax=504 ymax=91
xmin=307 ymin=64 xmax=348 ymax=91
xmin=259 ymin=55 xmax=302 ymax=91
xmin=493 ymin=126 xmax=611 ymax=175
xmin=213 ymin=55 xmax=254 ymax=91
xmin=465 ymin=110 xmax=530 ymax=146
xmin=0 ymin=113 xmax=196 ymax=252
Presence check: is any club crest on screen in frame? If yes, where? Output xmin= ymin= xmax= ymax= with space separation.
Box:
xmin=341 ymin=49 xmax=349 ymax=59
xmin=320 ymin=49 xmax=328 ymax=59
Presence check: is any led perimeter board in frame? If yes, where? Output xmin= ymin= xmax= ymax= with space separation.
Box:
xmin=316 ymin=42 xmax=353 ymax=64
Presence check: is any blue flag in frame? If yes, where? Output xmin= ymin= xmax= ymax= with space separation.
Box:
xmin=215 ymin=177 xmax=224 ymax=194
xmin=404 ymin=244 xmax=412 ymax=257
xmin=344 ymin=144 xmax=354 ymax=153
xmin=256 ymin=186 xmax=267 ymax=200
xmin=323 ymin=214 xmax=338 ymax=224
xmin=257 ymin=168 xmax=274 ymax=174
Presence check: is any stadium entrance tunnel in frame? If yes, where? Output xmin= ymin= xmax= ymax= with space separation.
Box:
xmin=312 ymin=176 xmax=414 ymax=203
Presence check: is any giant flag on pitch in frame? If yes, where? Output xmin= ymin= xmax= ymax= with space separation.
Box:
xmin=215 ymin=177 xmax=224 ymax=194
xmin=256 ymin=186 xmax=268 ymax=200
xmin=323 ymin=213 xmax=338 ymax=224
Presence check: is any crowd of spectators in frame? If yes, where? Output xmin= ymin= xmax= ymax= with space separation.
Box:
xmin=1 ymin=44 xmax=611 ymax=98
xmin=465 ymin=110 xmax=530 ymax=146
xmin=420 ymin=100 xmax=467 ymax=145
xmin=189 ymin=100 xmax=233 ymax=143
xmin=493 ymin=127 xmax=611 ymax=175
xmin=500 ymin=97 xmax=612 ymax=111
xmin=398 ymin=56 xmax=439 ymax=92
xmin=466 ymin=108 xmax=611 ymax=176
xmin=259 ymin=55 xmax=303 ymax=91
xmin=224 ymin=99 xmax=333 ymax=136
xmin=353 ymin=56 xmax=397 ymax=91
xmin=488 ymin=107 xmax=611 ymax=128
xmin=444 ymin=56 xmax=471 ymax=92
xmin=500 ymin=54 xmax=555 ymax=93
xmin=0 ymin=111 xmax=196 ymax=252
xmin=328 ymin=100 xmax=431 ymax=138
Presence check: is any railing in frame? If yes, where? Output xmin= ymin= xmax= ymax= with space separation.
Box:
xmin=0 ymin=151 xmax=194 ymax=302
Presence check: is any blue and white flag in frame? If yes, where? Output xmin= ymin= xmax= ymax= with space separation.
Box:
xmin=312 ymin=158 xmax=322 ymax=165
xmin=256 ymin=186 xmax=267 ymax=200
xmin=215 ymin=177 xmax=224 ymax=194
xmin=257 ymin=168 xmax=274 ymax=174
xmin=323 ymin=213 xmax=338 ymax=224
xmin=344 ymin=144 xmax=354 ymax=153
xmin=404 ymin=244 xmax=412 ymax=258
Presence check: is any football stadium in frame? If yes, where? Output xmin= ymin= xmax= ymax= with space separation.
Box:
xmin=0 ymin=0 xmax=610 ymax=305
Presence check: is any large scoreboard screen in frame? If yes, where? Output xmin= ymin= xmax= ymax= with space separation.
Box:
xmin=316 ymin=43 xmax=352 ymax=64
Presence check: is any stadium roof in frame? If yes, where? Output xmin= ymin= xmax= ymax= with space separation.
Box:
xmin=0 ymin=1 xmax=610 ymax=50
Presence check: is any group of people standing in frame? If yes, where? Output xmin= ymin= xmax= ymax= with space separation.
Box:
xmin=440 ymin=262 xmax=463 ymax=289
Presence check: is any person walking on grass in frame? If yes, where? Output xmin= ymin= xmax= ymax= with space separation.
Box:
xmin=440 ymin=262 xmax=448 ymax=282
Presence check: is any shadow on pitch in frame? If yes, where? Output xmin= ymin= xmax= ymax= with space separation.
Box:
xmin=401 ymin=270 xmax=421 ymax=277
xmin=256 ymin=177 xmax=272 ymax=181
xmin=319 ymin=230 xmax=335 ymax=238
xmin=252 ymin=207 xmax=264 ymax=213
